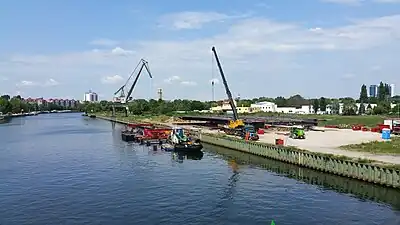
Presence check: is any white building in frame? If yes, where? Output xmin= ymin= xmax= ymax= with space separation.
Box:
xmin=84 ymin=90 xmax=98 ymax=102
xmin=210 ymin=99 xmax=237 ymax=112
xmin=249 ymin=101 xmax=314 ymax=114
xmin=390 ymin=84 xmax=395 ymax=97
xmin=250 ymin=101 xmax=277 ymax=112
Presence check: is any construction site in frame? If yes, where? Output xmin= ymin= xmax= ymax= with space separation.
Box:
xmin=103 ymin=46 xmax=399 ymax=164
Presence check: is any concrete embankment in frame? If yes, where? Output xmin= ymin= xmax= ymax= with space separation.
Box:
xmin=200 ymin=134 xmax=400 ymax=189
xmin=94 ymin=115 xmax=400 ymax=189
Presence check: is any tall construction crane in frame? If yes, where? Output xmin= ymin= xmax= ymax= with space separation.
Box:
xmin=211 ymin=46 xmax=258 ymax=140
xmin=112 ymin=58 xmax=153 ymax=116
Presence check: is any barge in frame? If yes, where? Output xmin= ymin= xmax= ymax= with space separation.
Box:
xmin=161 ymin=127 xmax=203 ymax=152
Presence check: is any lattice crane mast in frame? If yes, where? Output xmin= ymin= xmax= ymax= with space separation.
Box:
xmin=112 ymin=59 xmax=153 ymax=116
xmin=113 ymin=59 xmax=152 ymax=104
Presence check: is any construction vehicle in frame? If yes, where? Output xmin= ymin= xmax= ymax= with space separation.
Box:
xmin=211 ymin=46 xmax=258 ymax=140
xmin=112 ymin=59 xmax=152 ymax=116
xmin=289 ymin=126 xmax=306 ymax=139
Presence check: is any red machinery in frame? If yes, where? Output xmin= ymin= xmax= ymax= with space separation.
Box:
xmin=136 ymin=126 xmax=171 ymax=142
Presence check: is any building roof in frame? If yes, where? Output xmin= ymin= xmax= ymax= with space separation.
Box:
xmin=252 ymin=101 xmax=275 ymax=106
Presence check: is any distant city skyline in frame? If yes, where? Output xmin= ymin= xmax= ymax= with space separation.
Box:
xmin=84 ymin=90 xmax=99 ymax=102
xmin=369 ymin=83 xmax=395 ymax=98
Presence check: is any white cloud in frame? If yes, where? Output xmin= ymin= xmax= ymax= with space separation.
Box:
xmin=159 ymin=11 xmax=248 ymax=30
xmin=16 ymin=80 xmax=37 ymax=87
xmin=16 ymin=79 xmax=59 ymax=87
xmin=111 ymin=47 xmax=134 ymax=56
xmin=164 ymin=75 xmax=181 ymax=83
xmin=0 ymin=76 xmax=8 ymax=81
xmin=43 ymin=78 xmax=59 ymax=87
xmin=101 ymin=75 xmax=124 ymax=84
xmin=89 ymin=38 xmax=119 ymax=46
xmin=180 ymin=81 xmax=197 ymax=86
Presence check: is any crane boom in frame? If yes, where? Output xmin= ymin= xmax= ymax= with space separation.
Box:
xmin=125 ymin=59 xmax=152 ymax=102
xmin=114 ymin=85 xmax=125 ymax=96
xmin=211 ymin=46 xmax=239 ymax=121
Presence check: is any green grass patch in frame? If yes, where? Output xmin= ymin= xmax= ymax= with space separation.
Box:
xmin=340 ymin=137 xmax=400 ymax=154
xmin=253 ymin=113 xmax=385 ymax=128
xmin=312 ymin=115 xmax=384 ymax=128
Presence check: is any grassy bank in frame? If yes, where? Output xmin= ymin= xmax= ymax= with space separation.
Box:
xmin=309 ymin=115 xmax=384 ymax=128
xmin=340 ymin=137 xmax=400 ymax=154
xmin=253 ymin=113 xmax=385 ymax=128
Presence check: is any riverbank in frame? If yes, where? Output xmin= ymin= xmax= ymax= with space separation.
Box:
xmin=92 ymin=113 xmax=400 ymax=187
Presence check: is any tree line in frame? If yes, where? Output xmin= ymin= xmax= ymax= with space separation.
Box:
xmin=83 ymin=99 xmax=213 ymax=115
xmin=0 ymin=95 xmax=82 ymax=114
xmin=2 ymin=91 xmax=399 ymax=116
xmin=358 ymin=82 xmax=399 ymax=115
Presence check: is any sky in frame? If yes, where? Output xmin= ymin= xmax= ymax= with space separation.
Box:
xmin=1 ymin=0 xmax=400 ymax=101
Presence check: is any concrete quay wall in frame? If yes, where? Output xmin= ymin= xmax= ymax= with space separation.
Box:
xmin=200 ymin=134 xmax=400 ymax=189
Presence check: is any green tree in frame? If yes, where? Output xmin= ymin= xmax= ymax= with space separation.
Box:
xmin=1 ymin=95 xmax=10 ymax=101
xmin=312 ymin=99 xmax=320 ymax=113
xmin=0 ymin=97 xmax=12 ymax=113
xmin=330 ymin=99 xmax=340 ymax=114
xmin=274 ymin=96 xmax=287 ymax=107
xmin=359 ymin=84 xmax=368 ymax=103
xmin=286 ymin=95 xmax=309 ymax=107
xmin=366 ymin=104 xmax=373 ymax=115
xmin=373 ymin=101 xmax=391 ymax=115
xmin=378 ymin=81 xmax=386 ymax=102
xmin=358 ymin=103 xmax=366 ymax=115
xmin=319 ymin=97 xmax=327 ymax=112
xmin=392 ymin=95 xmax=400 ymax=103
xmin=342 ymin=99 xmax=357 ymax=115
xmin=392 ymin=104 xmax=400 ymax=117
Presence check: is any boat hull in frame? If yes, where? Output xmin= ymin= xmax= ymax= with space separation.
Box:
xmin=121 ymin=132 xmax=136 ymax=142
xmin=161 ymin=142 xmax=203 ymax=152
xmin=174 ymin=143 xmax=203 ymax=152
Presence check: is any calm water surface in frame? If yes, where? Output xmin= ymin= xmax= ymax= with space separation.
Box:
xmin=1 ymin=113 xmax=400 ymax=225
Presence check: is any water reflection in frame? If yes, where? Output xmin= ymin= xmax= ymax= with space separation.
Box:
xmin=204 ymin=143 xmax=400 ymax=210
xmin=172 ymin=151 xmax=204 ymax=163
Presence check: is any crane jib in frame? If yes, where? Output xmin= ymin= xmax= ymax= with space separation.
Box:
xmin=113 ymin=58 xmax=153 ymax=104
xmin=211 ymin=46 xmax=239 ymax=121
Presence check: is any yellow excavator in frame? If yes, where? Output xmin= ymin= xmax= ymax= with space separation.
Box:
xmin=211 ymin=46 xmax=258 ymax=141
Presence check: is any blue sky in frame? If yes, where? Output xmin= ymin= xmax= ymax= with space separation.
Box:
xmin=1 ymin=0 xmax=400 ymax=101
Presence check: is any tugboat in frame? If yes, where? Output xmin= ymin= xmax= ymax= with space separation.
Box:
xmin=161 ymin=127 xmax=203 ymax=152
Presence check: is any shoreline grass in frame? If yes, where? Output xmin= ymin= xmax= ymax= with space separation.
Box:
xmin=340 ymin=137 xmax=400 ymax=154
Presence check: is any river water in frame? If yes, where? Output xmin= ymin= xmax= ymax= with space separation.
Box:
xmin=1 ymin=113 xmax=400 ymax=225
